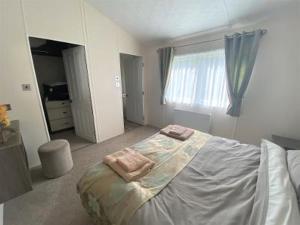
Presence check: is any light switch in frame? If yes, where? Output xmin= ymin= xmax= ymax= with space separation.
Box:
xmin=115 ymin=81 xmax=120 ymax=88
xmin=22 ymin=84 xmax=31 ymax=91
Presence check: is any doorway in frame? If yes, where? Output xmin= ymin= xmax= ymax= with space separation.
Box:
xmin=29 ymin=37 xmax=96 ymax=151
xmin=120 ymin=53 xmax=144 ymax=132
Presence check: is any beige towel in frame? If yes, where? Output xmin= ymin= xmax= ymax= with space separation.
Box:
xmin=117 ymin=148 xmax=153 ymax=172
xmin=168 ymin=125 xmax=187 ymax=135
xmin=160 ymin=125 xmax=194 ymax=141
xmin=103 ymin=149 xmax=155 ymax=182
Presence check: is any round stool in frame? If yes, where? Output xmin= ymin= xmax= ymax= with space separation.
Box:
xmin=38 ymin=139 xmax=73 ymax=178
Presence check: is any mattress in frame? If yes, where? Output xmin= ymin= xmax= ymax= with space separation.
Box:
xmin=77 ymin=133 xmax=300 ymax=225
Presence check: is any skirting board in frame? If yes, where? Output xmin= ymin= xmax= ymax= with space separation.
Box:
xmin=0 ymin=204 xmax=3 ymax=225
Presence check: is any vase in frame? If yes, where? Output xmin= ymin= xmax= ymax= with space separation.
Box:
xmin=0 ymin=127 xmax=4 ymax=144
xmin=0 ymin=127 xmax=9 ymax=144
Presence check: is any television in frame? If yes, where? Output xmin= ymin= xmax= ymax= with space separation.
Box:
xmin=43 ymin=82 xmax=69 ymax=101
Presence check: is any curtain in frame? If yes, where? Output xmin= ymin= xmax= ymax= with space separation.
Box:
xmin=158 ymin=47 xmax=174 ymax=104
xmin=165 ymin=49 xmax=228 ymax=108
xmin=225 ymin=29 xmax=265 ymax=117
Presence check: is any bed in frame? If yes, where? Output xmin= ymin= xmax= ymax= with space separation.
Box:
xmin=77 ymin=129 xmax=300 ymax=225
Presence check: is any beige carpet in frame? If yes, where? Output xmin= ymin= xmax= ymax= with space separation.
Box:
xmin=50 ymin=129 xmax=92 ymax=152
xmin=4 ymin=126 xmax=158 ymax=225
xmin=124 ymin=120 xmax=141 ymax=132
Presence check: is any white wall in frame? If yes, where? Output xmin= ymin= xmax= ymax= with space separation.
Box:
xmin=32 ymin=55 xmax=66 ymax=95
xmin=0 ymin=0 xmax=144 ymax=167
xmin=0 ymin=0 xmax=50 ymax=167
xmin=83 ymin=2 xmax=144 ymax=141
xmin=23 ymin=0 xmax=85 ymax=45
xmin=144 ymin=5 xmax=300 ymax=145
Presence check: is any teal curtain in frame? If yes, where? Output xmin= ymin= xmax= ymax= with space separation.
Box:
xmin=225 ymin=29 xmax=265 ymax=117
xmin=158 ymin=47 xmax=174 ymax=104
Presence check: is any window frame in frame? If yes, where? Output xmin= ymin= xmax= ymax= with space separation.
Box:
xmin=165 ymin=48 xmax=229 ymax=109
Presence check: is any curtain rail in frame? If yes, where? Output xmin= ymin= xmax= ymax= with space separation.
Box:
xmin=158 ymin=29 xmax=267 ymax=50
xmin=174 ymin=38 xmax=223 ymax=48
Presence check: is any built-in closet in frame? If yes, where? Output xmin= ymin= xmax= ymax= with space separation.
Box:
xmin=29 ymin=37 xmax=96 ymax=151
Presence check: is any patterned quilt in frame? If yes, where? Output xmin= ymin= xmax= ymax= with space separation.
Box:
xmin=77 ymin=130 xmax=211 ymax=225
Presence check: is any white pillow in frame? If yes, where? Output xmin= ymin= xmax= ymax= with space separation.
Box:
xmin=287 ymin=150 xmax=300 ymax=204
xmin=262 ymin=140 xmax=300 ymax=225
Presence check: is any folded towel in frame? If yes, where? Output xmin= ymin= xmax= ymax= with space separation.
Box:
xmin=168 ymin=125 xmax=186 ymax=135
xmin=107 ymin=160 xmax=154 ymax=182
xmin=117 ymin=148 xmax=153 ymax=172
xmin=160 ymin=125 xmax=194 ymax=141
xmin=103 ymin=149 xmax=155 ymax=182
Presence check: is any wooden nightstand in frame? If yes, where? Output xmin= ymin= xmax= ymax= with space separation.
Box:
xmin=272 ymin=135 xmax=300 ymax=150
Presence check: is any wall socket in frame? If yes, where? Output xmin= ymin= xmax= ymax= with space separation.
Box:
xmin=22 ymin=84 xmax=31 ymax=91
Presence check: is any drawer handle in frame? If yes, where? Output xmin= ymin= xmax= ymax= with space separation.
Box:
xmin=63 ymin=112 xmax=67 ymax=114
xmin=61 ymin=103 xmax=65 ymax=105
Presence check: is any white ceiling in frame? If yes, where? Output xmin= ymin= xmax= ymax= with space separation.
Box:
xmin=87 ymin=0 xmax=294 ymax=43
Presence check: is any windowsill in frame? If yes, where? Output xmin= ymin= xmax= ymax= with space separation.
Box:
xmin=170 ymin=103 xmax=227 ymax=115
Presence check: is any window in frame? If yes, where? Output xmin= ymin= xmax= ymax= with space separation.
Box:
xmin=165 ymin=49 xmax=229 ymax=108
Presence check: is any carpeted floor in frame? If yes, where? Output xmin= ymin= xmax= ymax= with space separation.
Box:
xmin=50 ymin=129 xmax=93 ymax=152
xmin=4 ymin=126 xmax=158 ymax=225
xmin=124 ymin=120 xmax=141 ymax=132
